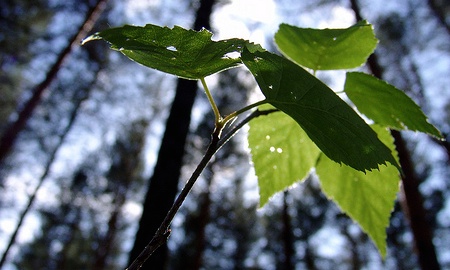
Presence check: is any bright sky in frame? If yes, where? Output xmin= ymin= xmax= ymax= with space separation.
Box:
xmin=212 ymin=0 xmax=279 ymax=43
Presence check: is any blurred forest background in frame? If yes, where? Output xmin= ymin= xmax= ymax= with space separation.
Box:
xmin=0 ymin=0 xmax=449 ymax=269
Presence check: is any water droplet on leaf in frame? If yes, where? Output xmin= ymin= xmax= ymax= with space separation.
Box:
xmin=166 ymin=45 xmax=177 ymax=51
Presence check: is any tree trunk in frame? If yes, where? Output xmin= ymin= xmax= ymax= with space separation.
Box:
xmin=127 ymin=0 xmax=216 ymax=269
xmin=349 ymin=1 xmax=440 ymax=269
xmin=304 ymin=243 xmax=316 ymax=270
xmin=127 ymin=79 xmax=198 ymax=269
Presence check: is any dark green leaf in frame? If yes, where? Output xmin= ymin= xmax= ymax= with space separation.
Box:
xmin=345 ymin=72 xmax=442 ymax=138
xmin=274 ymin=21 xmax=378 ymax=70
xmin=241 ymin=48 xmax=399 ymax=172
xmin=83 ymin=24 xmax=248 ymax=79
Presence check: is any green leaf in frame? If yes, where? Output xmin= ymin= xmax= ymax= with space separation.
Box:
xmin=274 ymin=21 xmax=378 ymax=70
xmin=82 ymin=24 xmax=247 ymax=79
xmin=241 ymin=48 xmax=399 ymax=172
xmin=248 ymin=108 xmax=321 ymax=206
xmin=345 ymin=72 xmax=442 ymax=138
xmin=316 ymin=125 xmax=401 ymax=258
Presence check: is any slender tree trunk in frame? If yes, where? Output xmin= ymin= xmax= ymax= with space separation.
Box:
xmin=127 ymin=0 xmax=216 ymax=269
xmin=349 ymin=1 xmax=440 ymax=269
xmin=0 ymin=0 xmax=108 ymax=165
xmin=392 ymin=130 xmax=441 ymax=270
xmin=304 ymin=243 xmax=316 ymax=270
xmin=127 ymin=78 xmax=198 ymax=269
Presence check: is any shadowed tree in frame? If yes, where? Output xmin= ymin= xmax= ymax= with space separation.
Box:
xmin=167 ymin=67 xmax=254 ymax=270
xmin=127 ymin=0 xmax=217 ymax=269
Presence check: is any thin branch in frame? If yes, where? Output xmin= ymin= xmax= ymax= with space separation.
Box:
xmin=126 ymin=128 xmax=220 ymax=270
xmin=125 ymin=108 xmax=277 ymax=270
xmin=222 ymin=99 xmax=268 ymax=124
xmin=218 ymin=108 xmax=278 ymax=148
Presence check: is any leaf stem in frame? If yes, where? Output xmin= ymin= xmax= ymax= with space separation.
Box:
xmin=219 ymin=108 xmax=278 ymax=147
xmin=201 ymin=77 xmax=222 ymax=124
xmin=222 ymin=99 xmax=268 ymax=125
xmin=126 ymin=128 xmax=221 ymax=270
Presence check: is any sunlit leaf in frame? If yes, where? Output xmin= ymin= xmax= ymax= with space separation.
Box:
xmin=248 ymin=107 xmax=321 ymax=206
xmin=83 ymin=24 xmax=248 ymax=79
xmin=345 ymin=72 xmax=442 ymax=138
xmin=275 ymin=21 xmax=378 ymax=70
xmin=241 ymin=47 xmax=399 ymax=172
xmin=316 ymin=125 xmax=401 ymax=258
